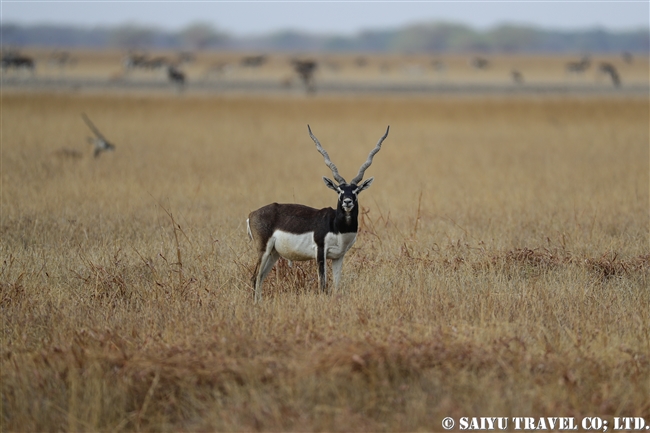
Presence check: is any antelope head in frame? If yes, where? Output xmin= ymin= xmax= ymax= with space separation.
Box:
xmin=308 ymin=124 xmax=389 ymax=218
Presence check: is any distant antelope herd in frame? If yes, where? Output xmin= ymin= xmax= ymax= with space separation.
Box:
xmin=1 ymin=48 xmax=635 ymax=91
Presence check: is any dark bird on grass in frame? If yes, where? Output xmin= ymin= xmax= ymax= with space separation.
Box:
xmin=82 ymin=113 xmax=116 ymax=158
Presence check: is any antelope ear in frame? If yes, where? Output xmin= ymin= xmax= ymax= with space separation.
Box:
xmin=355 ymin=177 xmax=374 ymax=193
xmin=323 ymin=177 xmax=340 ymax=192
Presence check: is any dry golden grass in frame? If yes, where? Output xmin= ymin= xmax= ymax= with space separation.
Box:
xmin=1 ymin=91 xmax=648 ymax=431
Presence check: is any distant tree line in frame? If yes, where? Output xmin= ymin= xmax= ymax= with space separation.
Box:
xmin=1 ymin=22 xmax=229 ymax=50
xmin=1 ymin=21 xmax=648 ymax=53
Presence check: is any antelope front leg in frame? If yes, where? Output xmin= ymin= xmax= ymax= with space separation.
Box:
xmin=317 ymin=247 xmax=327 ymax=293
xmin=331 ymin=257 xmax=344 ymax=294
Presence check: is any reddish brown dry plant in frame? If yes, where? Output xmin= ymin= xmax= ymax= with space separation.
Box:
xmin=1 ymin=89 xmax=648 ymax=432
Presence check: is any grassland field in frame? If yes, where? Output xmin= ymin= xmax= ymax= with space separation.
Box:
xmin=1 ymin=82 xmax=649 ymax=431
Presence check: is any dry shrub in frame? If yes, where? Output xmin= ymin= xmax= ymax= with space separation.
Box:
xmin=266 ymin=259 xmax=320 ymax=296
xmin=0 ymin=269 xmax=26 ymax=309
xmin=585 ymin=253 xmax=650 ymax=279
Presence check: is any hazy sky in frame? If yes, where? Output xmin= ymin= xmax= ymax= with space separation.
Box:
xmin=2 ymin=2 xmax=648 ymax=35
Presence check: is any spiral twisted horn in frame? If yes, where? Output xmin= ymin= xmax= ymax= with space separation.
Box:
xmin=350 ymin=126 xmax=390 ymax=185
xmin=308 ymin=125 xmax=347 ymax=185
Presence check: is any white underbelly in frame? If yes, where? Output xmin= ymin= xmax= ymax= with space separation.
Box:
xmin=272 ymin=231 xmax=317 ymax=261
xmin=271 ymin=231 xmax=358 ymax=261
xmin=325 ymin=232 xmax=357 ymax=259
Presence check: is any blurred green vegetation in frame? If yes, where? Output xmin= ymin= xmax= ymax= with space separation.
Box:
xmin=1 ymin=21 xmax=648 ymax=53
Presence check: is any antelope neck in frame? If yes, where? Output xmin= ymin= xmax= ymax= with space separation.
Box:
xmin=335 ymin=205 xmax=358 ymax=234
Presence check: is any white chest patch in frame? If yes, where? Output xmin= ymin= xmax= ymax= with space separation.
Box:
xmin=272 ymin=231 xmax=317 ymax=261
xmin=324 ymin=232 xmax=357 ymax=259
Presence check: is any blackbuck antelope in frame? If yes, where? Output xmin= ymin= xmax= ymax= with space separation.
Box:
xmin=565 ymin=56 xmax=591 ymax=74
xmin=241 ymin=55 xmax=267 ymax=68
xmin=598 ymin=62 xmax=621 ymax=87
xmin=247 ymin=125 xmax=390 ymax=303
xmin=291 ymin=59 xmax=318 ymax=93
xmin=1 ymin=53 xmax=35 ymax=73
xmin=82 ymin=113 xmax=116 ymax=157
xmin=470 ymin=57 xmax=489 ymax=70
xmin=167 ymin=65 xmax=186 ymax=88
xmin=511 ymin=69 xmax=524 ymax=84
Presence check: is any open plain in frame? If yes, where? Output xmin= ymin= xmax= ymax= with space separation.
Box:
xmin=1 ymin=56 xmax=649 ymax=431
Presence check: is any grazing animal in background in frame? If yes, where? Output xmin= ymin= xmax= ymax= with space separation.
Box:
xmin=470 ymin=57 xmax=489 ymax=70
xmin=431 ymin=59 xmax=446 ymax=73
xmin=122 ymin=52 xmax=148 ymax=72
xmin=565 ymin=56 xmax=591 ymax=74
xmin=81 ymin=113 xmax=116 ymax=158
xmin=122 ymin=53 xmax=169 ymax=72
xmin=1 ymin=53 xmax=35 ymax=73
xmin=167 ymin=65 xmax=186 ymax=88
xmin=203 ymin=61 xmax=234 ymax=81
xmin=176 ymin=51 xmax=196 ymax=65
xmin=354 ymin=56 xmax=368 ymax=67
xmin=247 ymin=125 xmax=390 ymax=303
xmin=48 ymin=50 xmax=76 ymax=72
xmin=622 ymin=51 xmax=633 ymax=64
xmin=291 ymin=59 xmax=318 ymax=93
xmin=143 ymin=56 xmax=169 ymax=70
xmin=598 ymin=62 xmax=621 ymax=87
xmin=240 ymin=54 xmax=267 ymax=68
xmin=511 ymin=69 xmax=524 ymax=84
